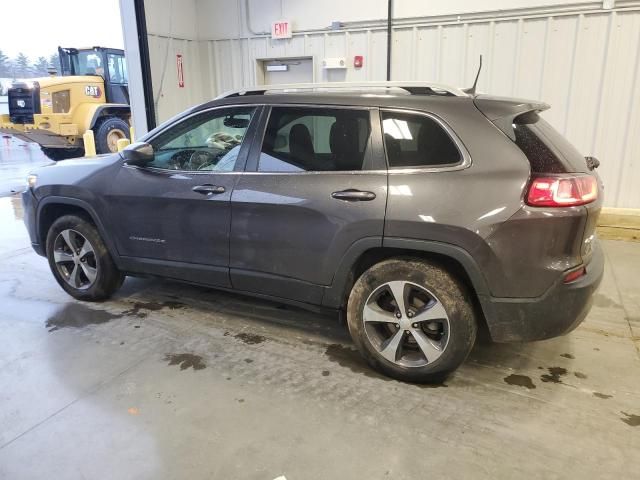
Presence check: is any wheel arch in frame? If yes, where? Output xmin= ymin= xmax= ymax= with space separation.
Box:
xmin=37 ymin=197 xmax=120 ymax=265
xmin=88 ymin=104 xmax=131 ymax=130
xmin=323 ymin=237 xmax=494 ymax=327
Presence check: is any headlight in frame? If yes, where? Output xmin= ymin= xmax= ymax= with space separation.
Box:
xmin=27 ymin=174 xmax=37 ymax=189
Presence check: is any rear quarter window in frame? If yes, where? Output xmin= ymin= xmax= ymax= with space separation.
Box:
xmin=513 ymin=113 xmax=587 ymax=173
xmin=381 ymin=111 xmax=462 ymax=168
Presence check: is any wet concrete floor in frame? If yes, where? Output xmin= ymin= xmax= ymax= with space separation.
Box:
xmin=0 ymin=135 xmax=52 ymax=197
xmin=0 ymin=188 xmax=638 ymax=479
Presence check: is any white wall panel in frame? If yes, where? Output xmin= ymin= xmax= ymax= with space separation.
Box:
xmin=147 ymin=36 xmax=204 ymax=121
xmin=395 ymin=0 xmax=593 ymax=19
xmin=141 ymin=0 xmax=640 ymax=207
xmin=440 ymin=25 xmax=467 ymax=86
xmin=516 ymin=18 xmax=547 ymax=99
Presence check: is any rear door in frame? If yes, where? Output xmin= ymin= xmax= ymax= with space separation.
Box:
xmin=229 ymin=104 xmax=387 ymax=304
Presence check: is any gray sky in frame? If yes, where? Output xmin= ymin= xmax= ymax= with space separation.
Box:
xmin=0 ymin=0 xmax=124 ymax=60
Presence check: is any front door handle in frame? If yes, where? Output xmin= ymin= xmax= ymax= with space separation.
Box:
xmin=192 ymin=184 xmax=226 ymax=195
xmin=331 ymin=189 xmax=377 ymax=201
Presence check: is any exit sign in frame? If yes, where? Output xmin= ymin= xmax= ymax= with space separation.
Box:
xmin=271 ymin=20 xmax=292 ymax=39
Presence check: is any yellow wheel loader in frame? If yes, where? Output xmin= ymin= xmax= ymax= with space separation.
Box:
xmin=0 ymin=47 xmax=130 ymax=160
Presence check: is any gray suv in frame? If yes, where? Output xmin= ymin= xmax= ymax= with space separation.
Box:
xmin=21 ymin=82 xmax=604 ymax=383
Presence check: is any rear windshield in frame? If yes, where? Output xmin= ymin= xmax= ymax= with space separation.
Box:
xmin=513 ymin=113 xmax=587 ymax=173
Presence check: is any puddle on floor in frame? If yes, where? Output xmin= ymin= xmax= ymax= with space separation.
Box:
xmin=46 ymin=303 xmax=121 ymax=332
xmin=504 ymin=374 xmax=536 ymax=389
xmin=164 ymin=353 xmax=206 ymax=371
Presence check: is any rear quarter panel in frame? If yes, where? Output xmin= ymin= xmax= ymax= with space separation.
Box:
xmin=383 ymin=100 xmax=533 ymax=298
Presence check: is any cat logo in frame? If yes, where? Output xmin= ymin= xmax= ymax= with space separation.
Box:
xmin=84 ymin=85 xmax=101 ymax=98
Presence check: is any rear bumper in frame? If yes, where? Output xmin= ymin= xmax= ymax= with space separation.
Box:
xmin=483 ymin=240 xmax=604 ymax=342
xmin=21 ymin=188 xmax=45 ymax=256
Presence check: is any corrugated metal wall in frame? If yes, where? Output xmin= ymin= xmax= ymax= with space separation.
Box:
xmin=158 ymin=2 xmax=640 ymax=207
xmin=147 ymin=35 xmax=205 ymax=122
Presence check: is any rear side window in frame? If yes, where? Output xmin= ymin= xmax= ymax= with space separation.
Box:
xmin=513 ymin=113 xmax=585 ymax=173
xmin=259 ymin=107 xmax=371 ymax=172
xmin=381 ymin=111 xmax=461 ymax=168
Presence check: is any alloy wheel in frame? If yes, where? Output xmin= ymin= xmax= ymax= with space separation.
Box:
xmin=53 ymin=229 xmax=98 ymax=290
xmin=362 ymin=281 xmax=450 ymax=367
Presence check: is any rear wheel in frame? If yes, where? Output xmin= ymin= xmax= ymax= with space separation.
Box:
xmin=94 ymin=116 xmax=130 ymax=154
xmin=46 ymin=215 xmax=124 ymax=301
xmin=346 ymin=258 xmax=477 ymax=383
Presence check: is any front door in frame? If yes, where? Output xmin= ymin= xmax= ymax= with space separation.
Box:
xmin=229 ymin=105 xmax=387 ymax=303
xmin=105 ymin=52 xmax=129 ymax=104
xmin=107 ymin=105 xmax=260 ymax=287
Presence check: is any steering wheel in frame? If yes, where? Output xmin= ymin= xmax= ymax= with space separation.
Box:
xmin=187 ymin=150 xmax=218 ymax=170
xmin=168 ymin=149 xmax=195 ymax=170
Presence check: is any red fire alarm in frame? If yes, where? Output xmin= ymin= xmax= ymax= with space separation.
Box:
xmin=354 ymin=55 xmax=364 ymax=68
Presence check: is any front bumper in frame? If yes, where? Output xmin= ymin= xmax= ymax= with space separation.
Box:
xmin=483 ymin=241 xmax=604 ymax=342
xmin=21 ymin=188 xmax=45 ymax=256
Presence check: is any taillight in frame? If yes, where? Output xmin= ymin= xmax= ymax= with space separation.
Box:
xmin=563 ymin=266 xmax=586 ymax=283
xmin=526 ymin=174 xmax=598 ymax=207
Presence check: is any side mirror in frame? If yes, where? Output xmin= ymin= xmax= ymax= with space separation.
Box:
xmin=121 ymin=142 xmax=154 ymax=166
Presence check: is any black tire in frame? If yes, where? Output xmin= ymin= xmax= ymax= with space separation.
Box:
xmin=346 ymin=258 xmax=477 ymax=383
xmin=41 ymin=147 xmax=85 ymax=161
xmin=46 ymin=215 xmax=124 ymax=301
xmin=93 ymin=116 xmax=130 ymax=154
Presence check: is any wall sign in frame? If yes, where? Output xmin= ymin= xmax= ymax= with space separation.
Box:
xmin=271 ymin=20 xmax=292 ymax=39
xmin=176 ymin=54 xmax=185 ymax=88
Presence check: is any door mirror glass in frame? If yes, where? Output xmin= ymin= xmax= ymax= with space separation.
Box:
xmin=121 ymin=142 xmax=154 ymax=166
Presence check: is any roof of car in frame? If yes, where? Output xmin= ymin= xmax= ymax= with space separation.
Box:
xmin=184 ymin=82 xmax=549 ymax=127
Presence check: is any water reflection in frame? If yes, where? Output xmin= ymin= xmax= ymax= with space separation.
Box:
xmin=11 ymin=194 xmax=23 ymax=221
xmin=0 ymin=135 xmax=53 ymax=197
xmin=0 ymin=196 xmax=30 ymax=256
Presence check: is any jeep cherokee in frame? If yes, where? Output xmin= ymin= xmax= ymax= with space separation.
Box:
xmin=21 ymin=82 xmax=604 ymax=382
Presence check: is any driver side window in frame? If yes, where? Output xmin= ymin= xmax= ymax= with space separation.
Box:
xmin=149 ymin=106 xmax=256 ymax=172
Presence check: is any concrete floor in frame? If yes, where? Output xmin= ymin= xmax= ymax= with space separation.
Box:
xmin=0 ymin=187 xmax=639 ymax=478
xmin=0 ymin=135 xmax=52 ymax=197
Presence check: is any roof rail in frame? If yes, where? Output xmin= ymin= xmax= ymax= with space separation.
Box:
xmin=215 ymin=81 xmax=468 ymax=99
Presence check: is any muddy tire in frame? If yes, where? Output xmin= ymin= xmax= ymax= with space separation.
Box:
xmin=94 ymin=116 xmax=130 ymax=154
xmin=346 ymin=258 xmax=477 ymax=383
xmin=46 ymin=215 xmax=124 ymax=301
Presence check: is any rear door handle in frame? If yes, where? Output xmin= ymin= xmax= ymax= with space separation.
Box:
xmin=331 ymin=189 xmax=376 ymax=201
xmin=192 ymin=184 xmax=226 ymax=195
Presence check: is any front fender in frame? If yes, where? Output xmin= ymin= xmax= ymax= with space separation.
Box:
xmin=36 ymin=196 xmax=122 ymax=267
xmin=74 ymin=103 xmax=130 ymax=131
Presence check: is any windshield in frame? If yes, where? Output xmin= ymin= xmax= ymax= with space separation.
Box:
xmin=71 ymin=51 xmax=105 ymax=77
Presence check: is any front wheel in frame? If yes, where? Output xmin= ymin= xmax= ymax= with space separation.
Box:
xmin=46 ymin=215 xmax=124 ymax=301
xmin=94 ymin=116 xmax=130 ymax=154
xmin=346 ymin=258 xmax=477 ymax=383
